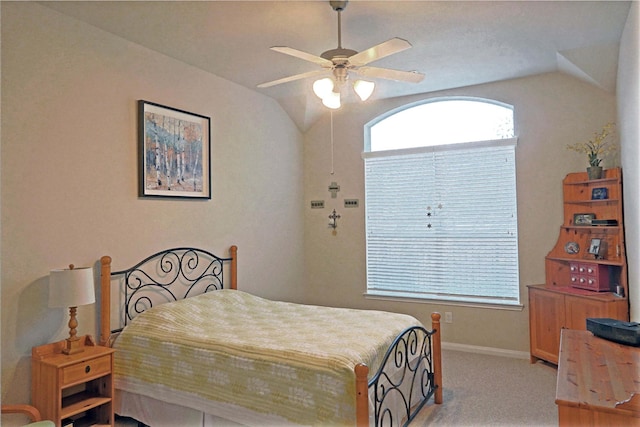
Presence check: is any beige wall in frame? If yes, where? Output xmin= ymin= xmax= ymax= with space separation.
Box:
xmin=1 ymin=2 xmax=305 ymax=406
xmin=2 ymin=0 xmax=638 ymax=419
xmin=303 ymin=72 xmax=619 ymax=353
xmin=618 ymin=1 xmax=640 ymax=321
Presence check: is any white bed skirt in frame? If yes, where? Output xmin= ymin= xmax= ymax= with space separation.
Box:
xmin=115 ymin=365 xmax=423 ymax=427
xmin=116 ymin=390 xmax=298 ymax=427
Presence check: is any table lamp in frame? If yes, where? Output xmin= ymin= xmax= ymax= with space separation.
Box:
xmin=49 ymin=264 xmax=95 ymax=355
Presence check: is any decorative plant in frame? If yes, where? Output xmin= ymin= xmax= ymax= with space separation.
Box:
xmin=566 ymin=122 xmax=617 ymax=167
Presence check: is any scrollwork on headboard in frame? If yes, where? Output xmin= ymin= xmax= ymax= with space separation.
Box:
xmin=100 ymin=246 xmax=237 ymax=346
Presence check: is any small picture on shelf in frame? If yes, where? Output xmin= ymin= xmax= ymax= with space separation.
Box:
xmin=588 ymin=238 xmax=606 ymax=259
xmin=573 ymin=213 xmax=595 ymax=226
xmin=591 ymin=187 xmax=608 ymax=200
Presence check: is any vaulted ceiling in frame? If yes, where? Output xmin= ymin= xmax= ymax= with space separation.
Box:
xmin=40 ymin=1 xmax=631 ymax=131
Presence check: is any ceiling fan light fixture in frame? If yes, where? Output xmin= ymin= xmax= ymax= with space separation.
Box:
xmin=313 ymin=77 xmax=334 ymax=99
xmin=353 ymin=79 xmax=375 ymax=101
xmin=258 ymin=0 xmax=424 ymax=111
xmin=321 ymin=90 xmax=341 ymax=109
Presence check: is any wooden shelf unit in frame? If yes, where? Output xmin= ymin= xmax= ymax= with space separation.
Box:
xmin=528 ymin=168 xmax=629 ymax=364
xmin=32 ymin=335 xmax=115 ymax=427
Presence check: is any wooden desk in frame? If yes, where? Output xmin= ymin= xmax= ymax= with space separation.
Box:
xmin=556 ymin=329 xmax=640 ymax=426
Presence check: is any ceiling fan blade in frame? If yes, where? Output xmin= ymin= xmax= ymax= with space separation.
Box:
xmin=348 ymin=38 xmax=413 ymax=67
xmin=257 ymin=69 xmax=329 ymax=88
xmin=356 ymin=66 xmax=425 ymax=83
xmin=270 ymin=46 xmax=334 ymax=67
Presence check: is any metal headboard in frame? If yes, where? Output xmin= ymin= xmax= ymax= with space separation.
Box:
xmin=100 ymin=246 xmax=237 ymax=344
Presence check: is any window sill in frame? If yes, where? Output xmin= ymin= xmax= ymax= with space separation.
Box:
xmin=364 ymin=292 xmax=524 ymax=311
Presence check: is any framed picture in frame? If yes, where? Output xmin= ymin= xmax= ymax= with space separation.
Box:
xmin=573 ymin=213 xmax=595 ymax=226
xmin=138 ymin=100 xmax=211 ymax=199
xmin=591 ymin=187 xmax=608 ymax=200
xmin=588 ymin=238 xmax=602 ymax=256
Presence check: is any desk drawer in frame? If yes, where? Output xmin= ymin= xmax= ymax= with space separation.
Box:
xmin=61 ymin=355 xmax=111 ymax=387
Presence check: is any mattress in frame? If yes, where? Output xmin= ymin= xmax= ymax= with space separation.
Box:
xmin=112 ymin=290 xmax=422 ymax=426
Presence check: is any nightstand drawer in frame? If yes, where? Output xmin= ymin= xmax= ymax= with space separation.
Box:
xmin=61 ymin=355 xmax=111 ymax=387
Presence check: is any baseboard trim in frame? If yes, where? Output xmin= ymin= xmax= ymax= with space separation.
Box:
xmin=442 ymin=341 xmax=530 ymax=360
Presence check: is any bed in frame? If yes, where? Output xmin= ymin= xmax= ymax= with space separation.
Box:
xmin=98 ymin=246 xmax=442 ymax=426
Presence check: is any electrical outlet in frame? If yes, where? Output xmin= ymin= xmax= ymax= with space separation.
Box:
xmin=444 ymin=312 xmax=453 ymax=323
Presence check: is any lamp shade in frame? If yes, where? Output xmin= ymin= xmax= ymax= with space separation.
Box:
xmin=322 ymin=91 xmax=341 ymax=109
xmin=313 ymin=77 xmax=334 ymax=99
xmin=354 ymin=80 xmax=375 ymax=101
xmin=49 ymin=267 xmax=95 ymax=308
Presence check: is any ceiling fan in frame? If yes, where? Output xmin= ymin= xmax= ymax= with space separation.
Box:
xmin=257 ymin=0 xmax=424 ymax=108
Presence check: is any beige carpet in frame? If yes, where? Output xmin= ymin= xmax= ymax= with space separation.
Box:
xmin=411 ymin=349 xmax=558 ymax=426
xmin=116 ymin=348 xmax=559 ymax=426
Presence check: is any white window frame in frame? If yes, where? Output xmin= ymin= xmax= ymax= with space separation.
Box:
xmin=363 ymin=98 xmax=521 ymax=309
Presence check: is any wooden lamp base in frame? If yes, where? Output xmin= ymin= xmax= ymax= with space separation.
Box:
xmin=62 ymin=337 xmax=83 ymax=355
xmin=63 ymin=306 xmax=84 ymax=355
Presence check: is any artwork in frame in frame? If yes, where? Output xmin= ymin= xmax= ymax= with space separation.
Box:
xmin=573 ymin=213 xmax=596 ymax=226
xmin=138 ymin=100 xmax=211 ymax=199
xmin=591 ymin=187 xmax=608 ymax=200
xmin=588 ymin=238 xmax=606 ymax=259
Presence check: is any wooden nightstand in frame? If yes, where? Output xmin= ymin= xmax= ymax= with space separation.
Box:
xmin=32 ymin=335 xmax=114 ymax=427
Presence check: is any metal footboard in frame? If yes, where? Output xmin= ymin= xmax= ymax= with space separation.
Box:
xmin=368 ymin=325 xmax=439 ymax=427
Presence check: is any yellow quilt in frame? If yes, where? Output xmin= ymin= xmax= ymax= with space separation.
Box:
xmin=113 ymin=290 xmax=422 ymax=426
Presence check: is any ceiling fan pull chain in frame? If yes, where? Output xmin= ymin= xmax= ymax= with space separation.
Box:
xmin=330 ymin=110 xmax=335 ymax=175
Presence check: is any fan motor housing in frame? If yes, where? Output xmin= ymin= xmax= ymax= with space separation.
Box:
xmin=321 ymin=48 xmax=358 ymax=62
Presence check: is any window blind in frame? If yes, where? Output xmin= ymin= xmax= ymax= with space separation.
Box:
xmin=363 ymin=139 xmax=519 ymax=305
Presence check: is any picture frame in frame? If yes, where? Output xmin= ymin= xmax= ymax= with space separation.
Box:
xmin=573 ymin=213 xmax=595 ymax=226
xmin=588 ymin=238 xmax=603 ymax=258
xmin=591 ymin=187 xmax=608 ymax=200
xmin=138 ymin=100 xmax=211 ymax=199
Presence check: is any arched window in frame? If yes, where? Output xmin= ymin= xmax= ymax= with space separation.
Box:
xmin=363 ymin=98 xmax=520 ymax=306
